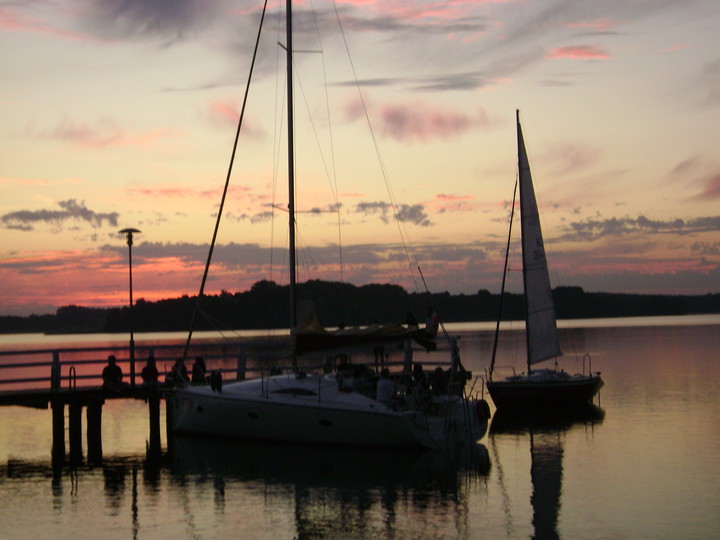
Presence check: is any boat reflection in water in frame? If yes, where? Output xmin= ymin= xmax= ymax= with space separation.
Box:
xmin=170 ymin=435 xmax=490 ymax=537
xmin=490 ymin=405 xmax=604 ymax=540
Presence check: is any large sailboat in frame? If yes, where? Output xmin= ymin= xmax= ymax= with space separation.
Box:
xmin=486 ymin=112 xmax=603 ymax=411
xmin=168 ymin=0 xmax=490 ymax=449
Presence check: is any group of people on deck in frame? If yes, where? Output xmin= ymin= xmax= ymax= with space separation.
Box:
xmin=101 ymin=354 xmax=208 ymax=392
xmin=337 ymin=358 xmax=461 ymax=410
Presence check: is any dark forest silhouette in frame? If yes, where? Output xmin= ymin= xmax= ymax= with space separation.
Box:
xmin=0 ymin=279 xmax=717 ymax=334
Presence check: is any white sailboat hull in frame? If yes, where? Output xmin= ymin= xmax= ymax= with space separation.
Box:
xmin=170 ymin=374 xmax=488 ymax=449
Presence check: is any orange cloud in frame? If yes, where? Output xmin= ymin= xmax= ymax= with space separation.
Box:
xmin=545 ymin=46 xmax=611 ymax=60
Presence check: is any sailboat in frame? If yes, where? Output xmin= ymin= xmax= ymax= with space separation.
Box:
xmin=485 ymin=111 xmax=603 ymax=411
xmin=168 ymin=0 xmax=490 ymax=449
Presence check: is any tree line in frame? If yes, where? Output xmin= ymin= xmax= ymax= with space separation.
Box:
xmin=0 ymin=279 xmax=718 ymax=334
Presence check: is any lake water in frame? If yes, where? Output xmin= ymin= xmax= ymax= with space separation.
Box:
xmin=0 ymin=315 xmax=718 ymax=539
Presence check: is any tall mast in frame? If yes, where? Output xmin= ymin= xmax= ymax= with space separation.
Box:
xmin=286 ymin=0 xmax=297 ymax=332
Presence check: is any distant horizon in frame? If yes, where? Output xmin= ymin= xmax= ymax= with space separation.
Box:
xmin=3 ymin=279 xmax=717 ymax=318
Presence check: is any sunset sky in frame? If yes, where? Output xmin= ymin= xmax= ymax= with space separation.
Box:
xmin=1 ymin=0 xmax=719 ymax=317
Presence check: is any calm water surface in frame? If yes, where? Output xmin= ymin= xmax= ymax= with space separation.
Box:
xmin=1 ymin=316 xmax=718 ymax=539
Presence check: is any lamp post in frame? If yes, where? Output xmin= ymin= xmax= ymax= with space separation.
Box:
xmin=119 ymin=228 xmax=141 ymax=388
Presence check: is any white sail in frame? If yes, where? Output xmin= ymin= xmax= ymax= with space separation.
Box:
xmin=517 ymin=112 xmax=562 ymax=365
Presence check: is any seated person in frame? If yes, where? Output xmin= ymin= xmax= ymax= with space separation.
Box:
xmin=192 ymin=357 xmax=207 ymax=384
xmin=141 ymin=355 xmax=159 ymax=389
xmin=376 ymin=368 xmax=395 ymax=405
xmin=102 ymin=355 xmax=126 ymax=393
xmin=169 ymin=358 xmax=190 ymax=387
xmin=432 ymin=367 xmax=448 ymax=395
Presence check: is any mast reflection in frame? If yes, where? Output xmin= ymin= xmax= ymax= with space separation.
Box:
xmin=490 ymin=405 xmax=604 ymax=540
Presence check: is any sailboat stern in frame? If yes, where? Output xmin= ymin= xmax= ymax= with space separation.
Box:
xmin=487 ymin=371 xmax=603 ymax=411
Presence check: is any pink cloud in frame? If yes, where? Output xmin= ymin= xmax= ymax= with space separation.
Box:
xmin=426 ymin=193 xmax=479 ymax=213
xmin=208 ymin=100 xmax=265 ymax=138
xmin=335 ymin=0 xmax=506 ymax=26
xmin=436 ymin=194 xmax=473 ymax=202
xmin=0 ymin=7 xmax=95 ymax=41
xmin=39 ymin=118 xmax=181 ymax=149
xmin=545 ymin=45 xmax=611 ymax=60
xmin=0 ymin=177 xmax=82 ymax=186
xmin=690 ymin=174 xmax=720 ymax=201
xmin=662 ymin=44 xmax=689 ymax=52
xmin=128 ymin=187 xmax=222 ymax=200
xmin=565 ymin=19 xmax=617 ymax=31
xmin=347 ymin=100 xmax=488 ymax=142
xmin=209 ymin=100 xmax=239 ymax=124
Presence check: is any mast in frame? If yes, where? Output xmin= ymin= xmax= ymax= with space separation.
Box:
xmin=286 ymin=0 xmax=297 ymax=332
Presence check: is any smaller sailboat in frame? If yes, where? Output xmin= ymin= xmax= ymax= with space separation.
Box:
xmin=486 ymin=111 xmax=603 ymax=411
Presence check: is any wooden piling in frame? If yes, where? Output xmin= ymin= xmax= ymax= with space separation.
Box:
xmin=86 ymin=399 xmax=103 ymax=465
xmin=165 ymin=393 xmax=174 ymax=455
xmin=147 ymin=395 xmax=161 ymax=459
xmin=69 ymin=401 xmax=83 ymax=463
xmin=51 ymin=400 xmax=65 ymax=463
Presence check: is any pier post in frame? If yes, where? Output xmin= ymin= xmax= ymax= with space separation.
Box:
xmin=51 ymin=400 xmax=65 ymax=464
xmin=51 ymin=351 xmax=61 ymax=392
xmin=87 ymin=399 xmax=103 ymax=465
xmin=69 ymin=401 xmax=83 ymax=463
xmin=147 ymin=394 xmax=161 ymax=460
xmin=165 ymin=394 xmax=174 ymax=456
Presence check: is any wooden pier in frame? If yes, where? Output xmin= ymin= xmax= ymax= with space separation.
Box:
xmin=0 ymin=384 xmax=166 ymax=465
xmin=0 ymin=339 xmax=271 ymax=467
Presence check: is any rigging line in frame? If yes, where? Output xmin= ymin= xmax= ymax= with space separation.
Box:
xmin=270 ymin=7 xmax=286 ymax=285
xmin=293 ymin=59 xmax=338 ymax=202
xmin=181 ymin=0 xmax=271 ymax=362
xmin=309 ymin=0 xmax=344 ymax=282
xmin=330 ymin=0 xmax=420 ymax=293
xmin=291 ymin=54 xmax=346 ymax=280
xmin=270 ymin=69 xmax=286 ymax=285
xmin=294 ymin=54 xmax=346 ymax=281
xmin=489 ymin=176 xmax=519 ymax=378
xmin=195 ymin=307 xmax=244 ymax=342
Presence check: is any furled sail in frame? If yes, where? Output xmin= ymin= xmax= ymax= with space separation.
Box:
xmin=292 ymin=300 xmax=427 ymax=356
xmin=517 ymin=112 xmax=562 ymax=365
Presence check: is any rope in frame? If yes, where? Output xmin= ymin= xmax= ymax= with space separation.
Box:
xmin=182 ymin=0 xmax=271 ymax=362
xmin=489 ymin=177 xmax=519 ymax=378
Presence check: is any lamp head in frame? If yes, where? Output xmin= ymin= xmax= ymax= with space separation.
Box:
xmin=119 ymin=228 xmax=141 ymax=246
